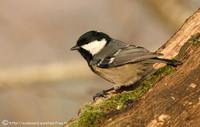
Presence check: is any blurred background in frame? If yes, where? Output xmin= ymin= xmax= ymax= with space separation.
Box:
xmin=0 ymin=0 xmax=199 ymax=126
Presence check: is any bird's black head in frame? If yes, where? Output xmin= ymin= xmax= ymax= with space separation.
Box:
xmin=71 ymin=31 xmax=111 ymax=62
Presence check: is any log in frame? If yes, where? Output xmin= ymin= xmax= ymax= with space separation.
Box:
xmin=65 ymin=9 xmax=200 ymax=127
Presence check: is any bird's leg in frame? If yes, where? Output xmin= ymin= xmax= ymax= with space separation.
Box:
xmin=93 ymin=87 xmax=114 ymax=101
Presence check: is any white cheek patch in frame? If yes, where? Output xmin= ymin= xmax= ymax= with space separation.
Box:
xmin=81 ymin=38 xmax=107 ymax=55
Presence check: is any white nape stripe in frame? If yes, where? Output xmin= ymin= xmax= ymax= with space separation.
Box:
xmin=81 ymin=38 xmax=107 ymax=55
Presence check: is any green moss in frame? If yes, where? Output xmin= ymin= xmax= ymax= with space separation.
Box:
xmin=68 ymin=65 xmax=174 ymax=127
xmin=69 ymin=105 xmax=105 ymax=127
xmin=187 ymin=33 xmax=200 ymax=45
xmin=176 ymin=33 xmax=200 ymax=60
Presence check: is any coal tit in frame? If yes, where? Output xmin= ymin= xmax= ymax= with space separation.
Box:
xmin=71 ymin=31 xmax=181 ymax=99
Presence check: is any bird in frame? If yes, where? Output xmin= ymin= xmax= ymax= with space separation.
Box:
xmin=71 ymin=31 xmax=181 ymax=100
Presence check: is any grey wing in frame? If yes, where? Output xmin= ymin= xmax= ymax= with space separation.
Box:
xmin=97 ymin=45 xmax=161 ymax=68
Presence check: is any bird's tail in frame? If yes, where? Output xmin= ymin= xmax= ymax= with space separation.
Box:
xmin=153 ymin=58 xmax=182 ymax=67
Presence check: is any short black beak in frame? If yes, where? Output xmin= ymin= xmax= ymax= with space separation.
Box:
xmin=70 ymin=45 xmax=80 ymax=51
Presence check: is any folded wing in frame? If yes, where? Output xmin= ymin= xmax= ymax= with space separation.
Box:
xmin=97 ymin=45 xmax=161 ymax=68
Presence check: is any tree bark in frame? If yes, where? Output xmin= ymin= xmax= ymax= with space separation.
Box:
xmin=102 ymin=9 xmax=200 ymax=127
xmin=66 ymin=9 xmax=200 ymax=127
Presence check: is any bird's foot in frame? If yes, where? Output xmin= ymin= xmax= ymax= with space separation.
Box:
xmin=93 ymin=87 xmax=114 ymax=101
xmin=93 ymin=90 xmax=107 ymax=101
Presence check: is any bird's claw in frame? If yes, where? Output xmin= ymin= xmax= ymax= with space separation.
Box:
xmin=93 ymin=90 xmax=107 ymax=101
